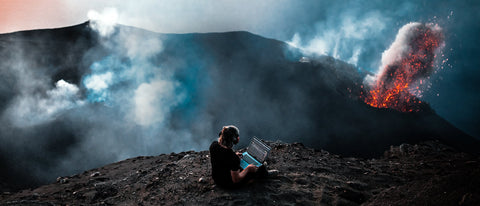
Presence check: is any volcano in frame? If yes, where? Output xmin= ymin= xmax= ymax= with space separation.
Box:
xmin=0 ymin=22 xmax=478 ymax=191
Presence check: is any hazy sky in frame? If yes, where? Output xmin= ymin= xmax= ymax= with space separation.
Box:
xmin=1 ymin=0 xmax=479 ymax=138
xmin=0 ymin=0 xmax=288 ymax=35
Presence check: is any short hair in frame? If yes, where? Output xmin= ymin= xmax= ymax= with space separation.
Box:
xmin=219 ymin=125 xmax=240 ymax=148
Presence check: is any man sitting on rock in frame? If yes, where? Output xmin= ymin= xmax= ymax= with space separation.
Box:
xmin=209 ymin=125 xmax=266 ymax=188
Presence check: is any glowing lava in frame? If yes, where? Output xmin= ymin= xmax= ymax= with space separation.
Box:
xmin=363 ymin=22 xmax=444 ymax=112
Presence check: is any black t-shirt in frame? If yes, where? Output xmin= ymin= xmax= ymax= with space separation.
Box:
xmin=209 ymin=141 xmax=241 ymax=187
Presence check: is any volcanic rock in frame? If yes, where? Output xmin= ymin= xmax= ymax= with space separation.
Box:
xmin=1 ymin=141 xmax=479 ymax=205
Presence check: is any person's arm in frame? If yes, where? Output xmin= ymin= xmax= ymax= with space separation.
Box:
xmin=231 ymin=164 xmax=257 ymax=183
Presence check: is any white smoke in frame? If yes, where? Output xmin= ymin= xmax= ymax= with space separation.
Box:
xmin=364 ymin=22 xmax=422 ymax=86
xmin=134 ymin=79 xmax=184 ymax=127
xmin=123 ymin=33 xmax=163 ymax=59
xmin=378 ymin=22 xmax=443 ymax=77
xmin=77 ymin=7 xmax=197 ymax=161
xmin=287 ymin=33 xmax=302 ymax=48
xmin=83 ymin=71 xmax=113 ymax=102
xmin=88 ymin=8 xmax=119 ymax=37
xmin=7 ymin=79 xmax=84 ymax=127
xmin=377 ymin=22 xmax=422 ymax=77
xmin=288 ymin=11 xmax=388 ymax=66
xmin=365 ymin=22 xmax=444 ymax=87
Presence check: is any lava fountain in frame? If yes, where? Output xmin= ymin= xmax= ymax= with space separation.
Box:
xmin=363 ymin=22 xmax=444 ymax=112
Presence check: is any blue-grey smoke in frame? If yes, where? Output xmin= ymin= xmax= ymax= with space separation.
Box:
xmin=76 ymin=16 xmax=201 ymax=159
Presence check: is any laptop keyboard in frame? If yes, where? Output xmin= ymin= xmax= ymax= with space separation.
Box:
xmin=240 ymin=160 xmax=249 ymax=169
xmin=243 ymin=154 xmax=256 ymax=164
xmin=241 ymin=154 xmax=261 ymax=169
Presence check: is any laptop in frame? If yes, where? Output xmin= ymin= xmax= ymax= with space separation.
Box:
xmin=239 ymin=137 xmax=271 ymax=169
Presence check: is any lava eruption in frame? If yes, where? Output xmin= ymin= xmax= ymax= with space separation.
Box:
xmin=363 ymin=22 xmax=444 ymax=112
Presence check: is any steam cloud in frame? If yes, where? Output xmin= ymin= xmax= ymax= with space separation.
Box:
xmin=79 ymin=8 xmax=193 ymax=157
xmin=87 ymin=8 xmax=119 ymax=37
xmin=0 ymin=8 xmax=198 ymax=187
xmin=287 ymin=10 xmax=388 ymax=66
xmin=6 ymin=79 xmax=84 ymax=127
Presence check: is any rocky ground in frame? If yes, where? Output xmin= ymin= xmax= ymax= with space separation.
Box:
xmin=1 ymin=140 xmax=479 ymax=206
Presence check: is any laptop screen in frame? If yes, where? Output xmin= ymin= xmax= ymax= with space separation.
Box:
xmin=247 ymin=137 xmax=271 ymax=162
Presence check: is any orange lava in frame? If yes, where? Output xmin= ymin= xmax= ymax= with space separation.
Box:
xmin=363 ymin=24 xmax=443 ymax=112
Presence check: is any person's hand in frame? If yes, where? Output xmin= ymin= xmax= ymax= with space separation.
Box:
xmin=236 ymin=152 xmax=243 ymax=158
xmin=246 ymin=164 xmax=258 ymax=173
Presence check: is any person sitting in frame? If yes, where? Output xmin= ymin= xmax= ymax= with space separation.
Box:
xmin=209 ymin=125 xmax=264 ymax=188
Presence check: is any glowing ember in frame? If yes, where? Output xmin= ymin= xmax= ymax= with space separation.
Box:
xmin=363 ymin=22 xmax=444 ymax=112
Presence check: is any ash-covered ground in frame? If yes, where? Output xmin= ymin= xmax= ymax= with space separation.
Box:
xmin=1 ymin=140 xmax=478 ymax=206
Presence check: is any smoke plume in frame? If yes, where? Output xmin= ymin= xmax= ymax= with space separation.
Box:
xmin=0 ymin=8 xmax=200 ymax=188
xmin=363 ymin=22 xmax=444 ymax=112
xmin=87 ymin=8 xmax=119 ymax=37
xmin=287 ymin=11 xmax=388 ymax=66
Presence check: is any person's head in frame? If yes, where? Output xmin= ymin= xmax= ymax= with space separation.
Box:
xmin=218 ymin=125 xmax=240 ymax=148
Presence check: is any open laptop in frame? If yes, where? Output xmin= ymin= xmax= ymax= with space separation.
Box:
xmin=239 ymin=137 xmax=271 ymax=169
